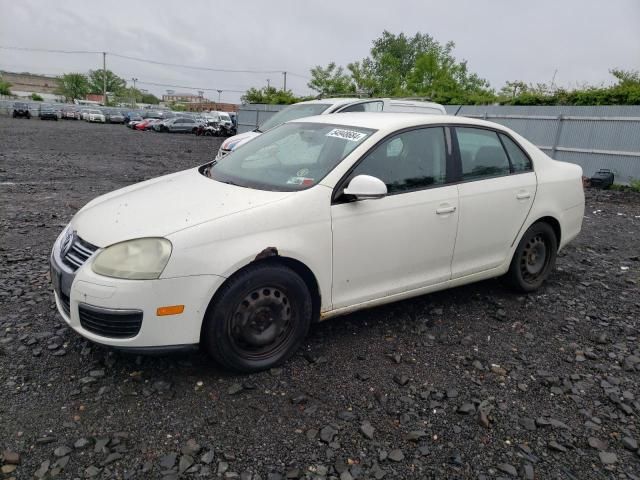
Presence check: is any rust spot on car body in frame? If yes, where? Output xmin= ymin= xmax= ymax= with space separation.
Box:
xmin=255 ymin=247 xmax=279 ymax=261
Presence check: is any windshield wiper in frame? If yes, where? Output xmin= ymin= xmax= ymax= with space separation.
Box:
xmin=254 ymin=127 xmax=262 ymax=133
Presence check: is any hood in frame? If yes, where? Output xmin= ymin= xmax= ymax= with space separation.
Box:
xmin=72 ymin=168 xmax=292 ymax=247
xmin=221 ymin=131 xmax=261 ymax=151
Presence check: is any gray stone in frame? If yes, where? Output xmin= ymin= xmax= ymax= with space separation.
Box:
xmin=159 ymin=452 xmax=177 ymax=469
xmin=548 ymin=441 xmax=567 ymax=452
xmin=622 ymin=436 xmax=638 ymax=451
xmin=406 ymin=430 xmax=427 ymax=442
xmin=519 ymin=417 xmax=537 ymax=431
xmin=201 ymin=450 xmax=215 ymax=464
xmin=496 ymin=463 xmax=517 ymax=476
xmin=457 ymin=402 xmax=475 ymax=414
xmin=94 ymin=438 xmax=109 ymax=453
xmin=2 ymin=450 xmax=20 ymax=464
xmin=179 ymin=455 xmax=194 ymax=473
xmin=85 ymin=465 xmax=101 ymax=477
xmin=74 ymin=437 xmax=91 ymax=449
xmin=521 ymin=463 xmax=534 ymax=480
xmin=54 ymin=445 xmax=72 ymax=457
xmin=182 ymin=439 xmax=201 ymax=456
xmin=320 ymin=425 xmax=338 ymax=443
xmin=387 ymin=449 xmax=404 ymax=462
xmin=587 ymin=437 xmax=608 ymax=451
xmin=598 ymin=451 xmax=617 ymax=465
xmin=360 ymin=421 xmax=375 ymax=440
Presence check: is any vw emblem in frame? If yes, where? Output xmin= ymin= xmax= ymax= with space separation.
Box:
xmin=60 ymin=230 xmax=75 ymax=256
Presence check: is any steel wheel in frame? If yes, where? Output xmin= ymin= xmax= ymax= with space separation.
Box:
xmin=507 ymin=222 xmax=558 ymax=292
xmin=519 ymin=234 xmax=549 ymax=282
xmin=228 ymin=286 xmax=294 ymax=360
xmin=203 ymin=263 xmax=312 ymax=372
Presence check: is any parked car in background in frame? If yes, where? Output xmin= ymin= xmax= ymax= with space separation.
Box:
xmin=12 ymin=102 xmax=31 ymax=119
xmin=85 ymin=109 xmax=106 ymax=123
xmin=216 ymin=98 xmax=446 ymax=159
xmin=105 ymin=111 xmax=125 ymax=124
xmin=39 ymin=104 xmax=59 ymax=121
xmin=80 ymin=109 xmax=92 ymax=121
xmin=62 ymin=106 xmax=80 ymax=120
xmin=126 ymin=114 xmax=144 ymax=128
xmin=158 ymin=117 xmax=199 ymax=133
xmin=49 ymin=113 xmax=584 ymax=372
xmin=134 ymin=119 xmax=162 ymax=131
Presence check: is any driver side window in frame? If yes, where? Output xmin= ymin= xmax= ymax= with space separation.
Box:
xmin=349 ymin=127 xmax=447 ymax=194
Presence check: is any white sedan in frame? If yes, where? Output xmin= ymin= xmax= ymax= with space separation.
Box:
xmin=85 ymin=109 xmax=106 ymax=123
xmin=50 ymin=113 xmax=584 ymax=372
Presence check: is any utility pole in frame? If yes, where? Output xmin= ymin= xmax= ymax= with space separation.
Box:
xmin=266 ymin=78 xmax=270 ymax=89
xmin=217 ymin=89 xmax=222 ymax=104
xmin=102 ymin=52 xmax=107 ymax=105
xmin=282 ymin=71 xmax=287 ymax=91
xmin=131 ymin=77 xmax=138 ymax=108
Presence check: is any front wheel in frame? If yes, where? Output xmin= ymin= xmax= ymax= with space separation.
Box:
xmin=506 ymin=222 xmax=557 ymax=292
xmin=203 ymin=263 xmax=312 ymax=373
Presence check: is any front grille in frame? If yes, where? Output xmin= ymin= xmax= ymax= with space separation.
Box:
xmin=59 ymin=291 xmax=71 ymax=317
xmin=79 ymin=304 xmax=143 ymax=339
xmin=62 ymin=235 xmax=98 ymax=271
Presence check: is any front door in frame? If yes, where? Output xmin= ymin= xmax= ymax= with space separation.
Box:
xmin=331 ymin=127 xmax=459 ymax=309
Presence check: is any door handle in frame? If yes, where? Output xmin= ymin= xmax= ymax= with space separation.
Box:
xmin=516 ymin=191 xmax=531 ymax=200
xmin=436 ymin=206 xmax=457 ymax=215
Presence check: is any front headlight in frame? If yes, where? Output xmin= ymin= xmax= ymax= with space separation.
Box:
xmin=92 ymin=238 xmax=172 ymax=280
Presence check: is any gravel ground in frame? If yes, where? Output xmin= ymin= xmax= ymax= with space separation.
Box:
xmin=1 ymin=117 xmax=639 ymax=480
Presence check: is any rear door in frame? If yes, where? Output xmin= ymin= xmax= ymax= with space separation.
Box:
xmin=451 ymin=127 xmax=536 ymax=278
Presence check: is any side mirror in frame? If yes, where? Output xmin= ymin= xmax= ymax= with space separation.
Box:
xmin=343 ymin=175 xmax=387 ymax=200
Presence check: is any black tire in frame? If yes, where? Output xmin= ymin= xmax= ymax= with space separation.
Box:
xmin=506 ymin=222 xmax=557 ymax=292
xmin=203 ymin=263 xmax=312 ymax=373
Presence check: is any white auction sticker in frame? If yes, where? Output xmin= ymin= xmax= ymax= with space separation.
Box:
xmin=326 ymin=128 xmax=367 ymax=142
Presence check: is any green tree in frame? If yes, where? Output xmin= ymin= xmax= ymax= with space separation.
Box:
xmin=241 ymin=86 xmax=308 ymax=105
xmin=500 ymin=69 xmax=640 ymax=106
xmin=140 ymin=92 xmax=160 ymax=104
xmin=308 ymin=31 xmax=496 ymax=104
xmin=346 ymin=59 xmax=377 ymax=94
xmin=499 ymin=81 xmax=529 ymax=100
xmin=30 ymin=93 xmax=44 ymax=101
xmin=0 ymin=78 xmax=11 ymax=95
xmin=87 ymin=69 xmax=127 ymax=96
xmin=307 ymin=62 xmax=354 ymax=96
xmin=55 ymin=73 xmax=90 ymax=102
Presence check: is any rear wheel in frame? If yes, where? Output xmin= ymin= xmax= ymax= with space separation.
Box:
xmin=506 ymin=222 xmax=557 ymax=292
xmin=203 ymin=263 xmax=312 ymax=373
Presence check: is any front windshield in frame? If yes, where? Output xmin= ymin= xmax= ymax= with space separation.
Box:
xmin=207 ymin=122 xmax=374 ymax=191
xmin=258 ymin=103 xmax=330 ymax=132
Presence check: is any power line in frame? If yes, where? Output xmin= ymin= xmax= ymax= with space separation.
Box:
xmin=109 ymin=52 xmax=283 ymax=75
xmin=0 ymin=46 xmax=102 ymax=55
xmin=0 ymin=45 xmax=310 ymax=79
xmin=135 ymin=80 xmax=247 ymax=94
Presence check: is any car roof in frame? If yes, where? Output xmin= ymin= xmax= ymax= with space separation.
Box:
xmin=293 ymin=112 xmax=508 ymax=132
xmin=295 ymin=98 xmax=363 ymax=108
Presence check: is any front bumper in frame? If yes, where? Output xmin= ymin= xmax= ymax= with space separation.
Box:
xmin=50 ymin=237 xmax=225 ymax=349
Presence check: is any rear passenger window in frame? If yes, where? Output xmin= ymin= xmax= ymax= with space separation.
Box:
xmin=340 ymin=101 xmax=384 ymax=113
xmin=456 ymin=128 xmax=510 ymax=180
xmin=500 ymin=134 xmax=532 ymax=172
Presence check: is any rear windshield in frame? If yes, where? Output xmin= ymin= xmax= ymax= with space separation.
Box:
xmin=258 ymin=103 xmax=331 ymax=132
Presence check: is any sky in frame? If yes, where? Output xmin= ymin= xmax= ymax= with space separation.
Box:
xmin=1 ymin=0 xmax=639 ymax=103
